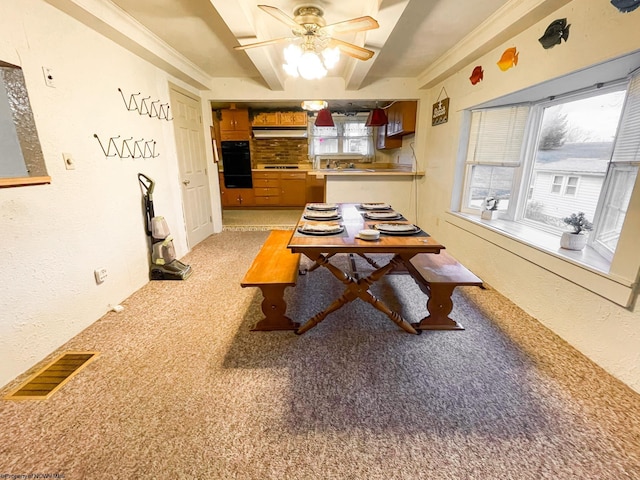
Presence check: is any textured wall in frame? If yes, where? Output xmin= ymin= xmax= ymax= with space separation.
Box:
xmin=416 ymin=0 xmax=640 ymax=392
xmin=0 ymin=0 xmax=197 ymax=387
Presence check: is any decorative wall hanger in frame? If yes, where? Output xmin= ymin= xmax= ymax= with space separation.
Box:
xmin=432 ymin=87 xmax=450 ymax=126
xmin=538 ymin=19 xmax=571 ymax=49
xmin=497 ymin=47 xmax=519 ymax=71
xmin=118 ymin=88 xmax=173 ymax=121
xmin=469 ymin=66 xmax=484 ymax=85
xmin=611 ymin=0 xmax=640 ymax=13
xmin=94 ymin=134 xmax=159 ymax=159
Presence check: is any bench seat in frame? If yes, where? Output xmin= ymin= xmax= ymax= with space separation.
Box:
xmin=241 ymin=230 xmax=301 ymax=331
xmin=407 ymin=251 xmax=483 ymax=330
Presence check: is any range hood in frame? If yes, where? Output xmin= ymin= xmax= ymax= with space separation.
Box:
xmin=252 ymin=127 xmax=308 ymax=139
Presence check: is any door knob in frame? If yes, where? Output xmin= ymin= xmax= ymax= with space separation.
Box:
xmin=182 ymin=180 xmax=190 ymax=185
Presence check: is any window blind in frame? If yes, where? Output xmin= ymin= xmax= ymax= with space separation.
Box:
xmin=466 ymin=105 xmax=530 ymax=165
xmin=611 ymin=73 xmax=640 ymax=164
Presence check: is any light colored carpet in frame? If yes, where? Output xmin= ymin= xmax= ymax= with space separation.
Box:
xmin=1 ymin=231 xmax=639 ymax=479
xmin=222 ymin=208 xmax=302 ymax=230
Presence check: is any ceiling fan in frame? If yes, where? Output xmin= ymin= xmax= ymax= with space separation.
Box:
xmin=233 ymin=4 xmax=379 ymax=62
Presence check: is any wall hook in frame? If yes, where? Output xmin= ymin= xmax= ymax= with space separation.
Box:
xmin=149 ymin=100 xmax=161 ymax=118
xmin=118 ymin=88 xmax=140 ymax=111
xmin=144 ymin=140 xmax=159 ymax=158
xmin=138 ymin=96 xmax=151 ymax=116
xmin=94 ymin=134 xmax=121 ymax=157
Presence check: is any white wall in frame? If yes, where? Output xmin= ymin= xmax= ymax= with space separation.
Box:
xmin=416 ymin=1 xmax=640 ymax=392
xmin=0 ymin=0 xmax=199 ymax=387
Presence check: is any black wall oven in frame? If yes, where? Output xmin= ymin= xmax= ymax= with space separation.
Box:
xmin=221 ymin=140 xmax=252 ymax=188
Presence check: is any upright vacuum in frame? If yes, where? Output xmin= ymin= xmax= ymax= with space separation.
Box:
xmin=138 ymin=173 xmax=192 ymax=280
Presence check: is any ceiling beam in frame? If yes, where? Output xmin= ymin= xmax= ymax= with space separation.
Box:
xmin=209 ymin=0 xmax=285 ymax=91
xmin=344 ymin=0 xmax=411 ymax=90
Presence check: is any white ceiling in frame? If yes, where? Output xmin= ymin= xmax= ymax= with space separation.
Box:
xmin=109 ymin=0 xmax=511 ymax=91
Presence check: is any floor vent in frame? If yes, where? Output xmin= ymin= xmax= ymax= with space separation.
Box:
xmin=4 ymin=351 xmax=99 ymax=400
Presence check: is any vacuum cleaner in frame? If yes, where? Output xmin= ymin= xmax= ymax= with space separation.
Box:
xmin=138 ymin=173 xmax=192 ymax=280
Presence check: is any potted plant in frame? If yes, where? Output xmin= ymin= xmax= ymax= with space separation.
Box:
xmin=481 ymin=196 xmax=500 ymax=220
xmin=560 ymin=212 xmax=593 ymax=250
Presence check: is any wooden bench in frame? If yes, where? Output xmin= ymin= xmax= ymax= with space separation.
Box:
xmin=241 ymin=230 xmax=301 ymax=331
xmin=406 ymin=251 xmax=483 ymax=331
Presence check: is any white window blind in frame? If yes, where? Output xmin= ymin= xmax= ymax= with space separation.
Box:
xmin=466 ymin=105 xmax=530 ymax=165
xmin=611 ymin=74 xmax=640 ymax=164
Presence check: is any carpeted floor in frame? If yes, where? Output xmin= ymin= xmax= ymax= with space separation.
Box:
xmin=222 ymin=208 xmax=302 ymax=230
xmin=1 ymin=231 xmax=639 ymax=479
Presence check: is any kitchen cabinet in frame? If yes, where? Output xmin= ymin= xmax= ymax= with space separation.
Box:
xmin=386 ymin=101 xmax=417 ymax=138
xmin=253 ymin=171 xmax=281 ymax=206
xmin=376 ymin=125 xmax=402 ymax=150
xmin=219 ymin=173 xmax=254 ymax=206
xmin=251 ymin=112 xmax=279 ymax=127
xmin=280 ymin=172 xmax=307 ymax=205
xmin=306 ymin=174 xmax=325 ymax=203
xmin=278 ymin=111 xmax=308 ymax=126
xmin=219 ymin=108 xmax=250 ymax=141
xmin=251 ymin=111 xmax=308 ymax=127
xmin=253 ymin=171 xmax=309 ymax=206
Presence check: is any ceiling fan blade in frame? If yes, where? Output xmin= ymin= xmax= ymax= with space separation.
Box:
xmin=258 ymin=5 xmax=301 ymax=30
xmin=234 ymin=37 xmax=291 ymax=51
xmin=328 ymin=38 xmax=375 ymax=61
xmin=322 ymin=16 xmax=379 ymax=35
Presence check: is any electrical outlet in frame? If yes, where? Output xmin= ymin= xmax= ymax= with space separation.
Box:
xmin=42 ymin=67 xmax=55 ymax=87
xmin=94 ymin=268 xmax=107 ymax=284
xmin=62 ymin=152 xmax=75 ymax=170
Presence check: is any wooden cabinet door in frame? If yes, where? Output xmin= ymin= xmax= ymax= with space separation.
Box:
xmin=252 ymin=112 xmax=279 ymax=126
xmin=386 ymin=101 xmax=417 ymax=138
xmin=280 ymin=172 xmax=307 ymax=206
xmin=225 ymin=188 xmax=254 ymax=207
xmin=376 ymin=125 xmax=402 ymax=150
xmin=306 ymin=174 xmax=325 ymax=203
xmin=279 ymin=111 xmax=308 ymax=126
xmin=220 ymin=109 xmax=250 ymax=140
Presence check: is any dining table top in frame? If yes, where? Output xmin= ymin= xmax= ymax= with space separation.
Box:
xmin=287 ymin=202 xmax=445 ymax=255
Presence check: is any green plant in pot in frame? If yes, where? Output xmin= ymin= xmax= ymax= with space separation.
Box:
xmin=560 ymin=212 xmax=593 ymax=250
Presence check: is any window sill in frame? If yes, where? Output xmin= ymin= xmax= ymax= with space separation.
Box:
xmin=445 ymin=211 xmax=636 ymax=308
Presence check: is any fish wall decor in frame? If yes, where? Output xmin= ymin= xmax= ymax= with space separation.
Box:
xmin=538 ymin=18 xmax=571 ymax=49
xmin=497 ymin=47 xmax=519 ymax=71
xmin=469 ymin=66 xmax=484 ymax=85
xmin=611 ymin=0 xmax=640 ymax=13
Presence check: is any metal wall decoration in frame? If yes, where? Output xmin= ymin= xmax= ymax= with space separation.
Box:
xmin=538 ymin=19 xmax=571 ymax=49
xmin=118 ymin=88 xmax=173 ymax=121
xmin=93 ymin=134 xmax=159 ymax=159
xmin=432 ymin=87 xmax=450 ymax=126
xmin=497 ymin=47 xmax=519 ymax=71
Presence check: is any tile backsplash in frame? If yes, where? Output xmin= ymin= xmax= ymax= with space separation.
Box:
xmin=250 ymin=138 xmax=309 ymax=166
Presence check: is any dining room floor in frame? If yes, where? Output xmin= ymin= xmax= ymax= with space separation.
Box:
xmin=222 ymin=208 xmax=303 ymax=230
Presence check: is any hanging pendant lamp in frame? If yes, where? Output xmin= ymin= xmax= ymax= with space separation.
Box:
xmin=365 ymin=106 xmax=388 ymax=127
xmin=315 ymin=108 xmax=335 ymax=127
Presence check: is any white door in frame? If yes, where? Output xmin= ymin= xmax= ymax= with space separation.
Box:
xmin=170 ymin=87 xmax=213 ymax=247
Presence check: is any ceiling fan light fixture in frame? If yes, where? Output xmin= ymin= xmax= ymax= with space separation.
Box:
xmin=301 ymin=100 xmax=328 ymax=111
xmin=365 ymin=107 xmax=388 ymax=127
xmin=315 ymin=108 xmax=335 ymax=127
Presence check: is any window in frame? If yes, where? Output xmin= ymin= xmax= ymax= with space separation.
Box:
xmin=0 ymin=61 xmax=49 ymax=187
xmin=458 ymin=73 xmax=640 ymax=268
xmin=309 ymin=114 xmax=374 ymax=158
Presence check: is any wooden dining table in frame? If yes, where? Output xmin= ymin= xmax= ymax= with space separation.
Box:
xmin=287 ymin=202 xmax=446 ymax=334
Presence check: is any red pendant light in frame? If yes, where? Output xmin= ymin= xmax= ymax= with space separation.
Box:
xmin=315 ymin=108 xmax=335 ymax=127
xmin=365 ymin=107 xmax=388 ymax=127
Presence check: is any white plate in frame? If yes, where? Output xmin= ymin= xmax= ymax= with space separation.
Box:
xmin=298 ymin=223 xmax=344 ymax=235
xmin=304 ymin=209 xmax=339 ymax=218
xmin=307 ymin=203 xmax=339 ymax=211
xmin=373 ymin=223 xmax=421 ymax=235
xmin=364 ymin=211 xmax=401 ymax=220
xmin=360 ymin=203 xmax=392 ymax=210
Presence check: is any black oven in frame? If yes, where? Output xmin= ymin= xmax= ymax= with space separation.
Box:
xmin=221 ymin=141 xmax=252 ymax=188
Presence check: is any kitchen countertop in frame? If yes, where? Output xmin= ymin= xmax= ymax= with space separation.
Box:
xmin=251 ymin=163 xmax=423 ymax=176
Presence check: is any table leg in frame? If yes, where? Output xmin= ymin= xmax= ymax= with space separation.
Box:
xmin=411 ymin=283 xmax=464 ymax=330
xmin=296 ymin=253 xmax=418 ymax=335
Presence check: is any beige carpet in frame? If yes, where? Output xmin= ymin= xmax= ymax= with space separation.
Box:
xmin=222 ymin=208 xmax=302 ymax=230
xmin=1 ymin=231 xmax=639 ymax=479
